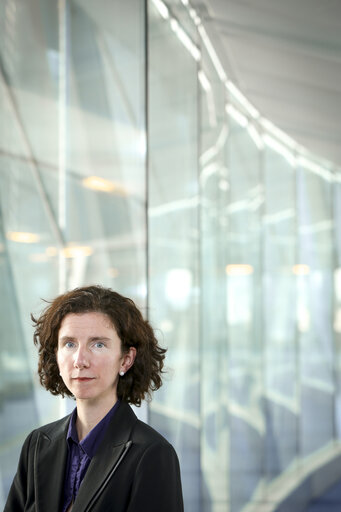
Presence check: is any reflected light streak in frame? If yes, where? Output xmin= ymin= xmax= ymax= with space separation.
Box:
xmin=226 ymin=103 xmax=248 ymax=128
xmin=247 ymin=123 xmax=264 ymax=150
xmin=226 ymin=81 xmax=259 ymax=119
xmin=263 ymin=208 xmax=295 ymax=225
xmin=229 ymin=401 xmax=265 ymax=434
xmin=198 ymin=69 xmax=211 ymax=91
xmin=292 ymin=264 xmax=310 ymax=276
xmin=297 ymin=156 xmax=334 ymax=182
xmin=335 ymin=268 xmax=341 ymax=302
xmin=261 ymin=118 xmax=296 ymax=150
xmin=170 ymin=18 xmax=201 ymax=61
xmin=297 ymin=305 xmax=310 ymax=332
xmin=151 ymin=401 xmax=200 ymax=429
xmin=149 ymin=196 xmax=199 ymax=217
xmin=200 ymin=124 xmax=229 ymax=165
xmin=2 ymin=352 xmax=27 ymax=372
xmin=165 ymin=268 xmax=192 ymax=310
xmin=159 ymin=319 xmax=174 ymax=333
xmin=299 ymin=219 xmax=333 ymax=235
xmin=197 ymin=24 xmax=227 ymax=82
xmin=62 ymin=246 xmax=93 ymax=258
xmin=200 ymin=162 xmax=221 ymax=186
xmin=219 ymin=179 xmax=229 ymax=191
xmin=334 ymin=308 xmax=341 ymax=333
xmin=150 ymin=0 xmax=169 ymax=19
xmin=263 ymin=134 xmax=296 ymax=167
xmin=6 ymin=231 xmax=40 ymax=243
xmin=83 ymin=176 xmax=127 ymax=195
xmin=189 ymin=8 xmax=201 ymax=26
xmin=226 ymin=198 xmax=249 ymax=214
xmin=206 ymin=89 xmax=217 ymax=127
xmin=226 ymin=264 xmax=254 ymax=276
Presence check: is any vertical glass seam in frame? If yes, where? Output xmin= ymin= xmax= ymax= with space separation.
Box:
xmin=144 ymin=0 xmax=150 ymax=425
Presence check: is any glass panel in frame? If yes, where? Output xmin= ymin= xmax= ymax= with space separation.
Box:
xmin=227 ymin=115 xmax=263 ymax=511
xmin=0 ymin=226 xmax=38 ymax=501
xmin=297 ymin=168 xmax=334 ymax=457
xmin=0 ymin=7 xmax=61 ymax=502
xmin=263 ymin=147 xmax=298 ymax=482
xmin=0 ymin=1 xmax=146 ymax=508
xmin=200 ymin=54 xmax=230 ymax=512
xmin=147 ymin=3 xmax=200 ymax=511
xmin=334 ymin=180 xmax=341 ymax=441
xmin=64 ymin=0 xmax=146 ymax=296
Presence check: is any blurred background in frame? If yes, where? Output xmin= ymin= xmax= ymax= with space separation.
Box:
xmin=1 ymin=1 xmax=341 ymax=511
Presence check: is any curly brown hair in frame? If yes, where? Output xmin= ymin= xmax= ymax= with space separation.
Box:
xmin=32 ymin=285 xmax=166 ymax=406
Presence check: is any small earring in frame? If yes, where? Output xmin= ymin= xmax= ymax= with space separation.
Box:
xmin=119 ymin=371 xmax=125 ymax=377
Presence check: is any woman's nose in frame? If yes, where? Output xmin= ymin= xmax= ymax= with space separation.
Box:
xmin=73 ymin=347 xmax=90 ymax=369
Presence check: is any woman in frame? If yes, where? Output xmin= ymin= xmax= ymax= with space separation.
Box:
xmin=5 ymin=285 xmax=184 ymax=512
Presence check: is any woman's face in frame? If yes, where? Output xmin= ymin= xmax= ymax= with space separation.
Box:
xmin=56 ymin=311 xmax=135 ymax=406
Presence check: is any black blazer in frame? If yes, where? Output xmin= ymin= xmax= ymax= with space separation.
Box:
xmin=4 ymin=401 xmax=184 ymax=512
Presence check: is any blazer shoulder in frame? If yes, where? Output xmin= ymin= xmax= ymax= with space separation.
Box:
xmin=132 ymin=418 xmax=173 ymax=448
xmin=35 ymin=413 xmax=71 ymax=440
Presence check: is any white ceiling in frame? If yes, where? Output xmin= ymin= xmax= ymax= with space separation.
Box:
xmin=192 ymin=0 xmax=341 ymax=167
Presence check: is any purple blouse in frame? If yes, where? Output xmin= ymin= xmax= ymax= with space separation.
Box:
xmin=61 ymin=401 xmax=120 ymax=512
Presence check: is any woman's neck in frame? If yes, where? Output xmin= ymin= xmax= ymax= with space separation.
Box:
xmin=75 ymin=396 xmax=117 ymax=441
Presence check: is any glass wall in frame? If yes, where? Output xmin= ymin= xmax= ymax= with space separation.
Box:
xmin=0 ymin=0 xmax=146 ymax=504
xmin=200 ymin=47 xmax=230 ymax=512
xmin=1 ymin=1 xmax=341 ymax=511
xmin=226 ymin=112 xmax=263 ymax=512
xmin=148 ymin=3 xmax=200 ymax=510
xmin=263 ymin=147 xmax=298 ymax=485
xmin=297 ymin=167 xmax=335 ymax=457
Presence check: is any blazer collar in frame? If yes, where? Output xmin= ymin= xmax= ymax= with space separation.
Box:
xmin=33 ymin=402 xmax=137 ymax=512
xmin=72 ymin=401 xmax=137 ymax=512
xmin=34 ymin=415 xmax=70 ymax=512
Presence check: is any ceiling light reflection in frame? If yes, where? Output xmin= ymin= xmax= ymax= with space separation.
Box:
xmin=108 ymin=267 xmax=119 ymax=278
xmin=292 ymin=264 xmax=310 ymax=276
xmin=159 ymin=319 xmax=174 ymax=334
xmin=297 ymin=156 xmax=333 ymax=182
xmin=263 ymin=134 xmax=296 ymax=167
xmin=46 ymin=246 xmax=57 ymax=257
xmin=62 ymin=246 xmax=93 ymax=258
xmin=226 ymin=104 xmax=248 ymax=128
xmin=247 ymin=124 xmax=264 ymax=150
xmin=83 ymin=176 xmax=127 ymax=195
xmin=226 ymin=81 xmax=259 ymax=119
xmin=6 ymin=231 xmax=40 ymax=243
xmin=30 ymin=253 xmax=49 ymax=263
xmin=150 ymin=0 xmax=169 ymax=19
xmin=261 ymin=118 xmax=296 ymax=150
xmin=226 ymin=264 xmax=254 ymax=276
xmin=198 ymin=69 xmax=211 ymax=92
xmin=165 ymin=268 xmax=192 ymax=310
xmin=200 ymin=124 xmax=229 ymax=166
xmin=170 ymin=18 xmax=201 ymax=61
xmin=197 ymin=24 xmax=227 ymax=81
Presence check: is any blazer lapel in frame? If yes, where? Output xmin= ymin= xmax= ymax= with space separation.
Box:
xmin=72 ymin=402 xmax=137 ymax=512
xmin=34 ymin=415 xmax=70 ymax=512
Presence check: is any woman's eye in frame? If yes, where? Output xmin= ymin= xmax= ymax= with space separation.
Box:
xmin=65 ymin=341 xmax=75 ymax=348
xmin=94 ymin=342 xmax=105 ymax=348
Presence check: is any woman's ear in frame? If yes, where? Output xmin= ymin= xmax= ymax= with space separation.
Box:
xmin=121 ymin=347 xmax=137 ymax=374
